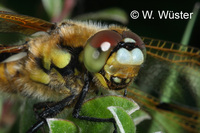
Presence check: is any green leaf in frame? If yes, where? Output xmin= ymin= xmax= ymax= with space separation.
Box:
xmin=108 ymin=106 xmax=136 ymax=133
xmin=0 ymin=5 xmax=13 ymax=12
xmin=130 ymin=110 xmax=151 ymax=125
xmin=18 ymin=95 xmax=141 ymax=133
xmin=67 ymin=95 xmax=139 ymax=133
xmin=42 ymin=0 xmax=64 ymax=18
xmin=73 ymin=8 xmax=128 ymax=24
xmin=47 ymin=118 xmax=79 ymax=133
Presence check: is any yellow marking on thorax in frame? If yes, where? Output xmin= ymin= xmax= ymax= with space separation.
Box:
xmin=51 ymin=48 xmax=71 ymax=69
xmin=30 ymin=68 xmax=50 ymax=84
xmin=42 ymin=47 xmax=71 ymax=70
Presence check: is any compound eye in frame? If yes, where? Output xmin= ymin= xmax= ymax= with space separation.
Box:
xmin=83 ymin=30 xmax=122 ymax=72
xmin=122 ymin=31 xmax=145 ymax=50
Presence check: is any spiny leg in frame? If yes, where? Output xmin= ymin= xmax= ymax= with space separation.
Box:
xmin=26 ymin=95 xmax=75 ymax=133
xmin=26 ymin=72 xmax=117 ymax=133
xmin=33 ymin=101 xmax=54 ymax=116
xmin=124 ymin=88 xmax=127 ymax=97
xmin=72 ymin=72 xmax=117 ymax=133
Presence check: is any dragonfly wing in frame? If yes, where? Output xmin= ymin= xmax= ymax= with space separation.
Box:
xmin=135 ymin=37 xmax=200 ymax=110
xmin=0 ymin=11 xmax=55 ymax=35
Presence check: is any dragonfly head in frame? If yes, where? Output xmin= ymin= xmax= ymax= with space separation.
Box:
xmin=83 ymin=30 xmax=146 ymax=90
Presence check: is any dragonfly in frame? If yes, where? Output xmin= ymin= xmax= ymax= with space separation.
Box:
xmin=0 ymin=10 xmax=199 ymax=133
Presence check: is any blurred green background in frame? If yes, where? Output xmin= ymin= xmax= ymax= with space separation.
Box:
xmin=0 ymin=0 xmax=199 ymax=47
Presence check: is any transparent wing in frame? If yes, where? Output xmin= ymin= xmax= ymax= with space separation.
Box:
xmin=136 ymin=37 xmax=200 ymax=108
xmin=127 ymin=37 xmax=200 ymax=132
xmin=0 ymin=44 xmax=27 ymax=53
xmin=0 ymin=44 xmax=27 ymax=62
xmin=126 ymin=88 xmax=200 ymax=133
xmin=0 ymin=11 xmax=55 ymax=35
xmin=142 ymin=37 xmax=200 ymax=70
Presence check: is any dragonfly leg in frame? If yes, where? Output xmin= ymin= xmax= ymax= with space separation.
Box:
xmin=26 ymin=120 xmax=45 ymax=133
xmin=26 ymin=94 xmax=76 ymax=133
xmin=124 ymin=88 xmax=127 ymax=97
xmin=33 ymin=101 xmax=55 ymax=118
xmin=27 ymin=72 xmax=117 ymax=133
xmin=72 ymin=72 xmax=117 ymax=133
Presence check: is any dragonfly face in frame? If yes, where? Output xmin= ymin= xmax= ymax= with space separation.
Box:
xmin=83 ymin=30 xmax=146 ymax=90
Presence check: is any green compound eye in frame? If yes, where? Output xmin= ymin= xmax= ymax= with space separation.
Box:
xmin=83 ymin=30 xmax=122 ymax=73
